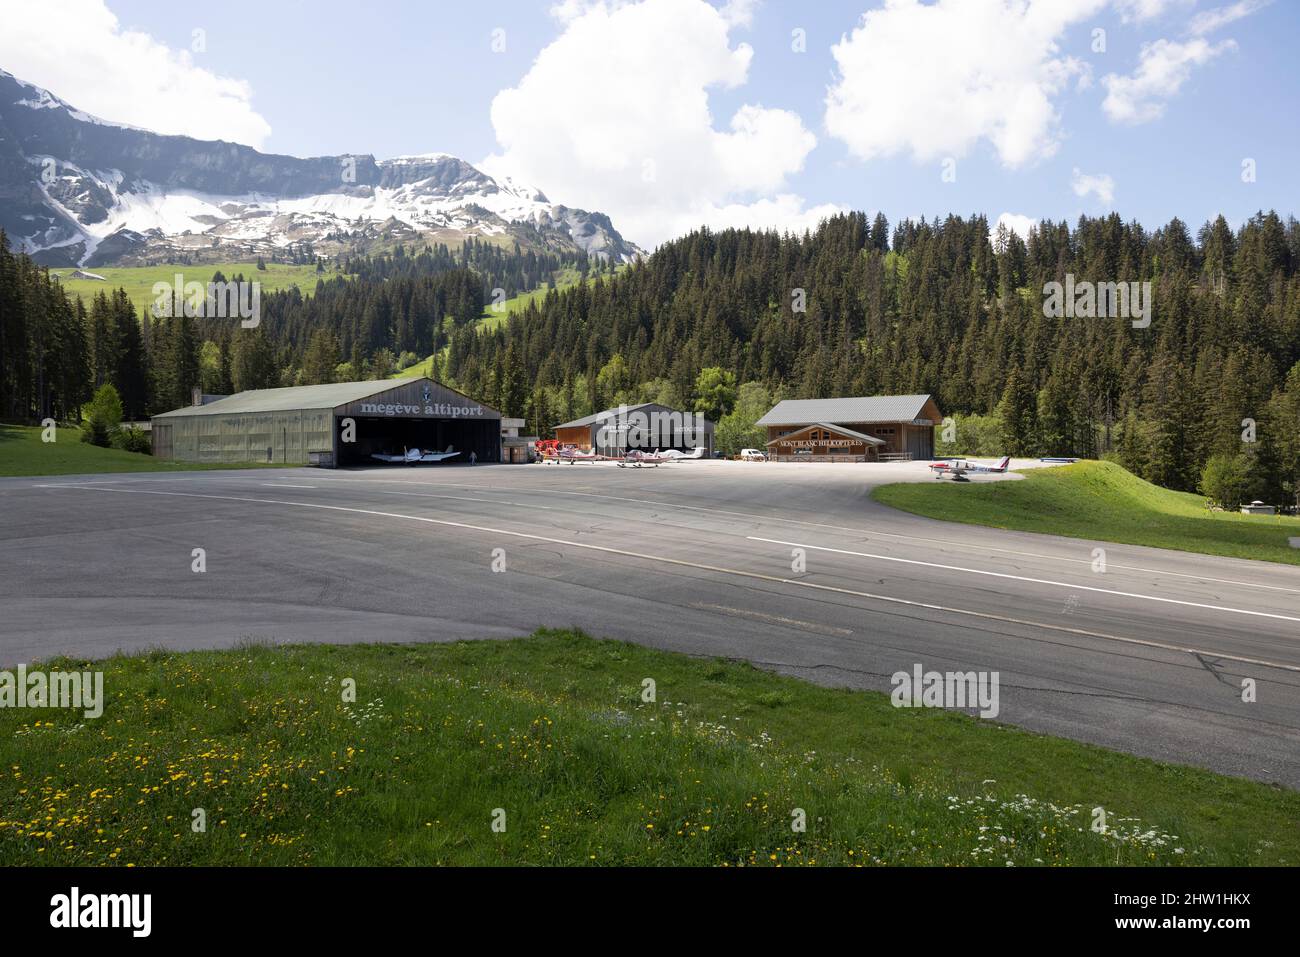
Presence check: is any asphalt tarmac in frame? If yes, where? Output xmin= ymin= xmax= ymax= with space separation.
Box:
xmin=3 ymin=458 xmax=1298 ymax=786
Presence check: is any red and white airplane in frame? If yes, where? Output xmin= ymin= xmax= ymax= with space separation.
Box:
xmin=541 ymin=444 xmax=604 ymax=464
xmin=927 ymin=455 xmax=1011 ymax=479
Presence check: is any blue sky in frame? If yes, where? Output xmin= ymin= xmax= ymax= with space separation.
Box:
xmin=3 ymin=0 xmax=1295 ymax=247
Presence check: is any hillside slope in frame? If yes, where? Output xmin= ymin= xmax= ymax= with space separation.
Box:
xmin=872 ymin=461 xmax=1300 ymax=565
xmin=48 ymin=262 xmax=333 ymax=316
xmin=0 ymin=424 xmax=286 ymax=476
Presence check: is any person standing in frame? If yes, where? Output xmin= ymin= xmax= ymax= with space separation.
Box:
xmin=469 ymin=450 xmax=477 ymax=466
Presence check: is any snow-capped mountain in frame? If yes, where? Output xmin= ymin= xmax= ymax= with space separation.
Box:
xmin=0 ymin=69 xmax=641 ymax=267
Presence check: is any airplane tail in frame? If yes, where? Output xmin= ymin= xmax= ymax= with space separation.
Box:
xmin=995 ymin=455 xmax=1011 ymax=471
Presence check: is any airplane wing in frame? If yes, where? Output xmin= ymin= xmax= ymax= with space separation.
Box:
xmin=967 ymin=456 xmax=1011 ymax=473
xmin=371 ymin=453 xmax=405 ymax=463
xmin=418 ymin=451 xmax=460 ymax=462
xmin=620 ymin=451 xmax=664 ymax=467
xmin=929 ymin=460 xmax=969 ymax=478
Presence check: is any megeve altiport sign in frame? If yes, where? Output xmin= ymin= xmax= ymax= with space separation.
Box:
xmin=357 ymin=401 xmax=486 ymax=418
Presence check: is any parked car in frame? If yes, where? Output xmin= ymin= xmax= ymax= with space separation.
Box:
xmin=740 ymin=448 xmax=766 ymax=461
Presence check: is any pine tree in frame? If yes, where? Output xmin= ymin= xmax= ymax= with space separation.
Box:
xmin=302 ymin=329 xmax=342 ymax=385
xmin=111 ymin=289 xmax=149 ymax=419
xmin=501 ymin=341 xmax=527 ymax=418
xmin=995 ymin=369 xmax=1036 ymax=456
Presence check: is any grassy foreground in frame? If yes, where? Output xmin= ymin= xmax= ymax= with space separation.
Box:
xmin=873 ymin=460 xmax=1300 ymax=566
xmin=0 ymin=630 xmax=1293 ymax=867
xmin=0 ymin=424 xmax=288 ymax=477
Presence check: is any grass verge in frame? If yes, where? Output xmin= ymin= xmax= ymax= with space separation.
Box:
xmin=872 ymin=460 xmax=1300 ymax=566
xmin=0 ymin=424 xmax=291 ymax=477
xmin=1 ymin=630 xmax=1293 ymax=866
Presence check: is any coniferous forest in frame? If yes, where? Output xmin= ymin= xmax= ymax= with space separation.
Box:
xmin=2 ymin=211 xmax=1299 ymax=505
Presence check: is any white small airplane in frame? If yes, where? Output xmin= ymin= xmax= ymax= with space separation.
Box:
xmin=655 ymin=446 xmax=706 ymax=461
xmin=927 ymin=455 xmax=1011 ymax=480
xmin=371 ymin=446 xmax=460 ymax=465
xmin=617 ymin=449 xmax=672 ymax=468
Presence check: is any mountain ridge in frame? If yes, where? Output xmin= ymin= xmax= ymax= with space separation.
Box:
xmin=0 ymin=68 xmax=641 ymax=267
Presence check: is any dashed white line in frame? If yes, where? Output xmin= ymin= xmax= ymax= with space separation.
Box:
xmin=689 ymin=603 xmax=854 ymax=636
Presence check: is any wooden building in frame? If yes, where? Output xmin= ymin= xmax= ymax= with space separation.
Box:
xmin=756 ymin=395 xmax=942 ymax=462
xmin=553 ymin=402 xmax=714 ymax=456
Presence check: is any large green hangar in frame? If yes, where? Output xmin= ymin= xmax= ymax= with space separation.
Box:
xmin=151 ymin=377 xmax=502 ymax=466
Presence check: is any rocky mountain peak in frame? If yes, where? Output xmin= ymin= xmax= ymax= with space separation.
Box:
xmin=0 ymin=69 xmax=639 ymax=267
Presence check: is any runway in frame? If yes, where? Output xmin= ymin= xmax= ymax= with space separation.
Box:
xmin=2 ymin=459 xmax=1298 ymax=786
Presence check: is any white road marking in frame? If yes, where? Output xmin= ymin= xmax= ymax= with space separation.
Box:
xmin=748 ymin=536 xmax=1300 ymax=625
xmin=35 ymin=471 xmax=1300 ymax=594
xmin=286 ymin=476 xmax=1300 ymax=596
xmin=45 ymin=483 xmax=1300 ymax=674
xmin=355 ymin=489 xmax=551 ymax=510
xmin=689 ymin=603 xmax=854 ymax=636
xmin=262 ymin=484 xmax=316 ymax=489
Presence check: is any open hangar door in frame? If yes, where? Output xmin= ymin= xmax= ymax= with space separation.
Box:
xmin=335 ymin=414 xmax=501 ymax=466
xmin=330 ymin=377 xmax=503 ymax=467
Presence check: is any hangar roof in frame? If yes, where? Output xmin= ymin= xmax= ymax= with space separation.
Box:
xmin=756 ymin=395 xmax=936 ymax=427
xmin=764 ymin=422 xmax=886 ymax=446
xmin=154 ymin=377 xmax=441 ymax=418
xmin=554 ymin=402 xmax=674 ymax=430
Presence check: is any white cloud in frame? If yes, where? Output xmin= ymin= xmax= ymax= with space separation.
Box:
xmin=824 ymin=0 xmax=1109 ymax=170
xmin=1188 ymin=0 xmax=1271 ymax=36
xmin=1071 ymin=167 xmax=1116 ymax=205
xmin=485 ymin=0 xmax=818 ymax=248
xmin=1101 ymin=36 xmax=1234 ymax=123
xmin=1112 ymin=0 xmax=1193 ymax=23
xmin=0 ymin=0 xmax=271 ymax=148
xmin=685 ymin=194 xmax=845 ymax=238
xmin=993 ymin=212 xmax=1036 ymax=242
xmin=719 ymin=0 xmax=760 ymax=27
